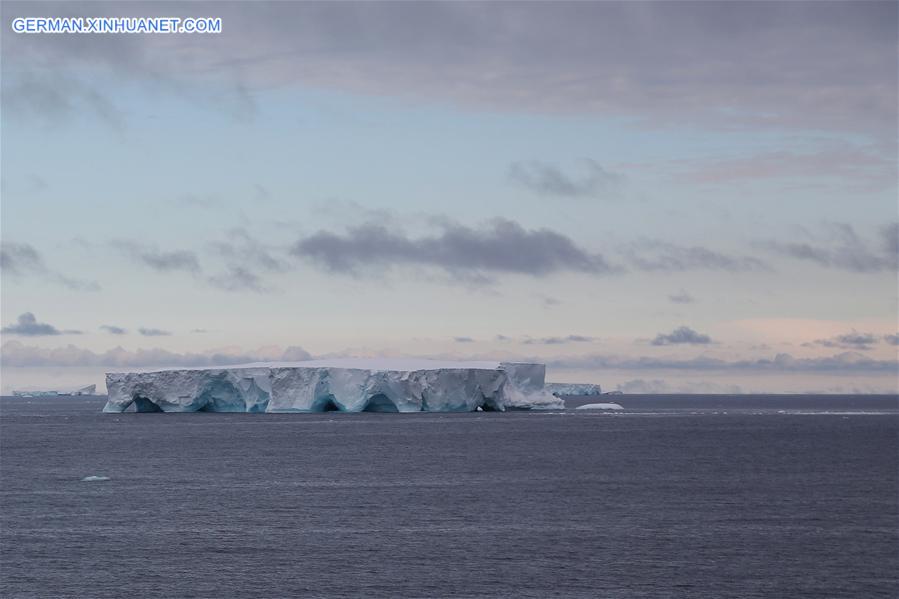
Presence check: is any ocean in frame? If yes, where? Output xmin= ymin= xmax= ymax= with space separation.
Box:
xmin=1 ymin=395 xmax=897 ymax=598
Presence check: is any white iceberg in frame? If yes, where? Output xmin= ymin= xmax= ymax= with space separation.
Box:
xmin=103 ymin=359 xmax=564 ymax=413
xmin=575 ymin=402 xmax=624 ymax=411
xmin=12 ymin=384 xmax=96 ymax=397
xmin=545 ymin=382 xmax=602 ymax=397
xmin=81 ymin=475 xmax=110 ymax=482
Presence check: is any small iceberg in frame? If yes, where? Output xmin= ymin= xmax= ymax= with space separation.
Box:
xmin=81 ymin=475 xmax=110 ymax=482
xmin=575 ymin=402 xmax=624 ymax=411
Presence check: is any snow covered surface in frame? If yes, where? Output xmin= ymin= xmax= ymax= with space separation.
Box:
xmin=545 ymin=382 xmax=602 ymax=397
xmin=575 ymin=402 xmax=624 ymax=411
xmin=103 ymin=359 xmax=564 ymax=413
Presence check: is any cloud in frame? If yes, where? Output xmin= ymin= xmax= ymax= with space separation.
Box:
xmin=765 ymin=222 xmax=898 ymax=273
xmin=3 ymin=3 xmax=893 ymax=138
xmin=1 ymin=71 xmax=125 ymax=131
xmin=291 ymin=217 xmax=614 ymax=279
xmin=884 ymin=333 xmax=899 ymax=346
xmin=281 ymin=346 xmax=313 ymax=361
xmin=1 ymin=313 xmax=80 ymax=336
xmin=100 ymin=325 xmax=127 ymax=335
xmin=625 ymin=240 xmax=770 ymax=273
xmin=209 ymin=227 xmax=286 ymax=273
xmin=509 ymin=159 xmax=622 ymax=198
xmin=138 ymin=328 xmax=171 ymax=337
xmin=809 ymin=330 xmax=881 ymax=351
xmin=454 ymin=336 xmax=475 ymax=343
xmin=1 ymin=241 xmax=100 ymax=291
xmin=114 ymin=233 xmax=282 ymax=293
xmin=668 ymin=290 xmax=696 ymax=304
xmin=545 ymin=351 xmax=897 ymax=373
xmin=206 ymin=228 xmax=286 ymax=292
xmin=523 ymin=335 xmax=595 ymax=345
xmin=616 ymin=378 xmax=744 ymax=394
xmin=207 ymin=265 xmax=267 ymax=293
xmin=539 ymin=295 xmax=562 ymax=308
xmin=1 ymin=341 xmax=313 ymax=368
xmin=675 ymin=144 xmax=895 ymax=191
xmin=113 ymin=241 xmax=201 ymax=274
xmin=652 ymin=326 xmax=712 ymax=346
xmin=1 ymin=242 xmax=42 ymax=275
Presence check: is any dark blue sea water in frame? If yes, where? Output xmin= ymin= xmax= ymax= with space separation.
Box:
xmin=2 ymin=395 xmax=897 ymax=598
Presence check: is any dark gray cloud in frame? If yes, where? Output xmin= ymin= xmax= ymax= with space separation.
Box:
xmin=652 ymin=326 xmax=712 ymax=346
xmin=100 ymin=325 xmax=127 ymax=335
xmin=1 ymin=341 xmax=313 ymax=367
xmin=626 ymin=241 xmax=770 ymax=273
xmin=884 ymin=333 xmax=899 ymax=346
xmin=113 ymin=241 xmax=201 ymax=274
xmin=453 ymin=336 xmax=475 ymax=343
xmin=523 ymin=335 xmax=595 ymax=345
xmin=210 ymin=228 xmax=286 ymax=273
xmin=207 ymin=266 xmax=267 ymax=294
xmin=138 ymin=327 xmax=171 ymax=337
xmin=668 ymin=290 xmax=696 ymax=304
xmin=509 ymin=159 xmax=622 ymax=199
xmin=1 ymin=241 xmax=100 ymax=291
xmin=808 ymin=330 xmax=881 ymax=351
xmin=3 ymin=2 xmax=893 ymax=138
xmin=1 ymin=312 xmax=80 ymax=336
xmin=291 ymin=217 xmax=614 ymax=279
xmin=114 ymin=234 xmax=281 ymax=293
xmin=765 ymin=222 xmax=898 ymax=273
xmin=1 ymin=241 xmax=42 ymax=275
xmin=206 ymin=228 xmax=286 ymax=292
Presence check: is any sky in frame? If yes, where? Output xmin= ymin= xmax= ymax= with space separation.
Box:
xmin=1 ymin=1 xmax=897 ymax=394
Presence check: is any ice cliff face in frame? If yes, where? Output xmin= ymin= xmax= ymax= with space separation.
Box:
xmin=544 ymin=383 xmax=603 ymax=397
xmin=103 ymin=359 xmax=564 ymax=413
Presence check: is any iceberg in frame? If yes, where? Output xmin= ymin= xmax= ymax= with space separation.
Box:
xmin=575 ymin=402 xmax=624 ymax=411
xmin=103 ymin=359 xmax=564 ymax=413
xmin=544 ymin=382 xmax=602 ymax=397
xmin=12 ymin=384 xmax=97 ymax=398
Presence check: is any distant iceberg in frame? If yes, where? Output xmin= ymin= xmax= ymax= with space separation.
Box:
xmin=575 ymin=402 xmax=624 ymax=411
xmin=13 ymin=384 xmax=96 ymax=398
xmin=545 ymin=382 xmax=602 ymax=397
xmin=103 ymin=359 xmax=565 ymax=413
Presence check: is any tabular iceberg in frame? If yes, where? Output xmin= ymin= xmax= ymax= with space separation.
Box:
xmin=544 ymin=382 xmax=602 ymax=397
xmin=103 ymin=359 xmax=564 ymax=413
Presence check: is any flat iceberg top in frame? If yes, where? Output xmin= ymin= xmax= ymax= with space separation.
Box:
xmin=108 ymin=358 xmax=506 ymax=375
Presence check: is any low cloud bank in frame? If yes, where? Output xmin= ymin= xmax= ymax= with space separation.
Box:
xmin=546 ymin=352 xmax=897 ymax=373
xmin=3 ymin=342 xmax=895 ymax=374
xmin=0 ymin=342 xmax=312 ymax=368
